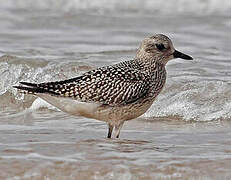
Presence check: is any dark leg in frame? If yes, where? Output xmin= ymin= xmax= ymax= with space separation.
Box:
xmin=114 ymin=122 xmax=124 ymax=138
xmin=107 ymin=124 xmax=114 ymax=138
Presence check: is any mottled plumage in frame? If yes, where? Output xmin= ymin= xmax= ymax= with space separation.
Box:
xmin=14 ymin=34 xmax=193 ymax=138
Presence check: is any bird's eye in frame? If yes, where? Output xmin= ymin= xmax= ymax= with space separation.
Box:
xmin=155 ymin=43 xmax=166 ymax=51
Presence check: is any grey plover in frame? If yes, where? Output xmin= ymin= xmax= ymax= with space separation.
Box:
xmin=14 ymin=34 xmax=193 ymax=138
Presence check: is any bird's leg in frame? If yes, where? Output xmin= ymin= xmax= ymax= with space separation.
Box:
xmin=114 ymin=122 xmax=124 ymax=138
xmin=107 ymin=124 xmax=114 ymax=138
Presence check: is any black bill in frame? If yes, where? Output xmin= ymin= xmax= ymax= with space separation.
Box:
xmin=173 ymin=50 xmax=193 ymax=60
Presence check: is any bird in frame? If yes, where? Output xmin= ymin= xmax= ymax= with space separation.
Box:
xmin=14 ymin=34 xmax=193 ymax=138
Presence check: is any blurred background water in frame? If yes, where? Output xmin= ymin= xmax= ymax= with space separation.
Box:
xmin=0 ymin=0 xmax=231 ymax=179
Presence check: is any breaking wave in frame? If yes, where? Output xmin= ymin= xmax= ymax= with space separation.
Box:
xmin=145 ymin=80 xmax=231 ymax=121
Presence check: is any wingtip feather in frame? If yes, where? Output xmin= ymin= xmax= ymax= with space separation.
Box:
xmin=19 ymin=81 xmax=38 ymax=87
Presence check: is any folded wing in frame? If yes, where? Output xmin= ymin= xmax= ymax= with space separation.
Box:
xmin=14 ymin=65 xmax=151 ymax=106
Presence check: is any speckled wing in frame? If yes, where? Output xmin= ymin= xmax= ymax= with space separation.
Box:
xmin=16 ymin=65 xmax=151 ymax=106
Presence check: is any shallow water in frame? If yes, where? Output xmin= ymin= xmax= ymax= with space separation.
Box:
xmin=1 ymin=0 xmax=231 ymax=179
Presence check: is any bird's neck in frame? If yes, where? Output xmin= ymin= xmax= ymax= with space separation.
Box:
xmin=134 ymin=58 xmax=165 ymax=75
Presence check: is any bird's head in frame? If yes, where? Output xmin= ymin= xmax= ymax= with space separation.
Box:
xmin=136 ymin=34 xmax=193 ymax=65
